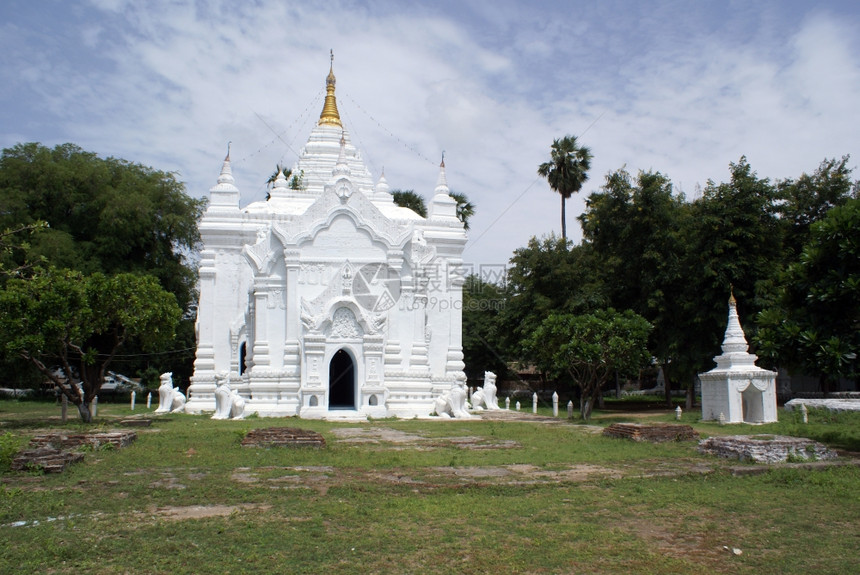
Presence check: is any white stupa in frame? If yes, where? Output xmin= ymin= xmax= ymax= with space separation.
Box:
xmin=699 ymin=292 xmax=778 ymax=423
xmin=186 ymin=57 xmax=468 ymax=419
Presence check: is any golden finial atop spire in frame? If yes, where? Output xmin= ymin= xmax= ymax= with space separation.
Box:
xmin=729 ymin=284 xmax=736 ymax=306
xmin=319 ymin=49 xmax=342 ymax=127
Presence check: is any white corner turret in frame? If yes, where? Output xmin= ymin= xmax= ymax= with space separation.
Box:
xmin=208 ymin=144 xmax=240 ymax=210
xmin=428 ymin=157 xmax=459 ymax=224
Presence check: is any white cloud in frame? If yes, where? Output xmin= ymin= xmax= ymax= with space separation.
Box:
xmin=1 ymin=0 xmax=858 ymax=270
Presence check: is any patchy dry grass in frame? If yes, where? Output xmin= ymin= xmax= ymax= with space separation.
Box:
xmin=1 ymin=399 xmax=859 ymax=574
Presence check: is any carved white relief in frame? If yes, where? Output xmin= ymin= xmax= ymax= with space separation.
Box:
xmin=299 ymin=263 xmax=328 ymax=285
xmin=301 ymin=298 xmax=323 ymax=332
xmin=267 ymin=288 xmax=286 ymax=310
xmin=411 ymin=229 xmax=436 ymax=267
xmin=369 ymin=313 xmax=387 ymax=335
xmin=336 ymin=181 xmax=353 ymax=202
xmin=330 ymin=307 xmax=364 ymax=339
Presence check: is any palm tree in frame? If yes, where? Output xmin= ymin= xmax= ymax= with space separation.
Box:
xmin=449 ymin=191 xmax=475 ymax=230
xmin=391 ymin=189 xmax=428 ymax=217
xmin=538 ymin=135 xmax=592 ymax=243
xmin=266 ymin=164 xmax=292 ymax=188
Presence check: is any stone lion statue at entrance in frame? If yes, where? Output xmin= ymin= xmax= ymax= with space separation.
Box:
xmin=433 ymin=380 xmax=473 ymax=419
xmin=212 ymin=371 xmax=246 ymax=420
xmin=154 ymin=372 xmax=186 ymax=413
xmin=470 ymin=371 xmax=500 ymax=411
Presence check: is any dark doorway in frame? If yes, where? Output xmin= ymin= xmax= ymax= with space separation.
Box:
xmin=239 ymin=342 xmax=247 ymax=376
xmin=328 ymin=349 xmax=355 ymax=409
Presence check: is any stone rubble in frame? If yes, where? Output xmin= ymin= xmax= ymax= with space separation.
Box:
xmin=241 ymin=427 xmax=327 ymax=449
xmin=603 ymin=423 xmax=699 ymax=442
xmin=11 ymin=447 xmax=85 ymax=473
xmin=784 ymin=398 xmax=860 ymax=413
xmin=698 ymin=434 xmax=837 ymax=463
xmin=29 ymin=431 xmax=137 ymax=450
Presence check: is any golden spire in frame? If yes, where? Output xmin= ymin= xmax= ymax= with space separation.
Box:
xmin=318 ymin=49 xmax=342 ymax=127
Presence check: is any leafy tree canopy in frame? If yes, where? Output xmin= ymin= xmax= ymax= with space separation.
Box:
xmin=776 ymin=155 xmax=858 ymax=259
xmin=501 ymin=235 xmax=605 ymax=360
xmin=525 ymin=309 xmax=652 ymax=420
xmin=462 ymin=274 xmax=509 ymax=381
xmin=0 ymin=267 xmax=182 ymax=421
xmin=0 ymin=142 xmax=206 ymax=311
xmin=755 ymin=197 xmax=860 ymax=388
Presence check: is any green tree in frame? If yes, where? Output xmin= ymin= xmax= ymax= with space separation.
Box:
xmin=579 ymin=168 xmax=693 ymax=402
xmin=0 ymin=221 xmax=47 ymax=278
xmin=391 ymin=189 xmax=427 ymax=218
xmin=501 ymin=235 xmax=605 ymax=367
xmin=0 ymin=267 xmax=182 ymax=422
xmin=755 ymin=198 xmax=860 ymax=391
xmin=525 ymin=309 xmax=652 ymax=420
xmin=0 ymin=142 xmax=205 ymax=311
xmin=776 ymin=156 xmax=858 ymax=260
xmin=462 ymin=274 xmax=509 ymax=381
xmin=538 ymin=135 xmax=592 ymax=242
xmin=0 ymin=142 xmax=205 ymax=385
xmin=672 ymin=158 xmax=782 ymax=389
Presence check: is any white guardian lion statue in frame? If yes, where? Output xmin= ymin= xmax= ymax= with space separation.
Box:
xmin=470 ymin=371 xmax=500 ymax=410
xmin=433 ymin=380 xmax=474 ymax=419
xmin=154 ymin=372 xmax=185 ymax=413
xmin=212 ymin=371 xmax=246 ymax=420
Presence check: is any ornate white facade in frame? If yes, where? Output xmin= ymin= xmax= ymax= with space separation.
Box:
xmin=187 ymin=63 xmax=467 ymax=418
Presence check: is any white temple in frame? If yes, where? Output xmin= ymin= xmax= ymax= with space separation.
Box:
xmin=186 ymin=60 xmax=468 ymax=419
xmin=699 ymin=293 xmax=778 ymax=424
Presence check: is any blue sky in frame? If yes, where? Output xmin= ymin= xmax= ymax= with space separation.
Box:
xmin=2 ymin=0 xmax=858 ymax=270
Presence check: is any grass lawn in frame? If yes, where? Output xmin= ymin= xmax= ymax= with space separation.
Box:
xmin=1 ymin=399 xmax=858 ymax=574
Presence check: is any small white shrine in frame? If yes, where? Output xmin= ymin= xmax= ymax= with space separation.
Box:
xmin=186 ymin=59 xmax=467 ymax=419
xmin=699 ymin=293 xmax=778 ymax=424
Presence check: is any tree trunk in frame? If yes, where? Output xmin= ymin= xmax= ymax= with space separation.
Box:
xmin=663 ymin=364 xmax=673 ymax=407
xmin=580 ymin=398 xmax=591 ymax=421
xmin=581 ymin=386 xmax=600 ymax=421
xmin=561 ymin=195 xmax=567 ymax=243
xmin=77 ymin=402 xmax=92 ymax=423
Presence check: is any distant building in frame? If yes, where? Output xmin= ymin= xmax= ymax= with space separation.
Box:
xmin=187 ymin=60 xmax=467 ymax=418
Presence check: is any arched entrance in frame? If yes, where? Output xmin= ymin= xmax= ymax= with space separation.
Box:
xmin=741 ymin=384 xmax=764 ymax=423
xmin=328 ymin=349 xmax=355 ymax=409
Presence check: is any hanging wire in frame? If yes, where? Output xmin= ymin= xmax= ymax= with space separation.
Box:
xmin=342 ymin=90 xmax=436 ymax=167
xmin=234 ymin=89 xmax=325 ymax=167
xmin=339 ymin=105 xmax=377 ymax=176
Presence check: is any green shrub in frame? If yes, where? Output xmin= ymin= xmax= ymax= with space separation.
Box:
xmin=0 ymin=432 xmax=22 ymax=471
